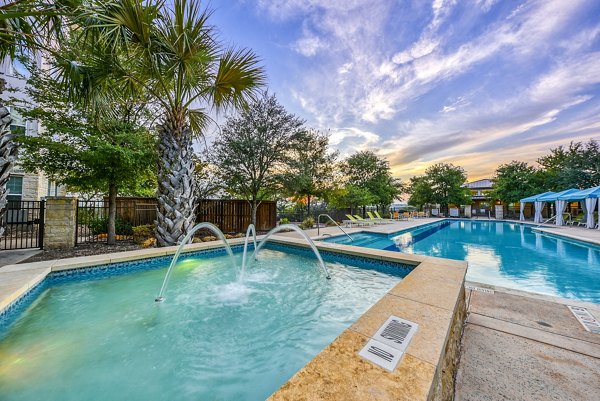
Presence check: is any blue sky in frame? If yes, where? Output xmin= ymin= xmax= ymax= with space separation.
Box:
xmin=208 ymin=0 xmax=600 ymax=181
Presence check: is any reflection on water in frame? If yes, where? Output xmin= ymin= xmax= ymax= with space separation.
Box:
xmin=325 ymin=220 xmax=600 ymax=303
xmin=401 ymin=221 xmax=600 ymax=303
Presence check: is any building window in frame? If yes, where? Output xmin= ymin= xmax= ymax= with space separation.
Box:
xmin=6 ymin=107 xmax=26 ymax=135
xmin=47 ymin=180 xmax=59 ymax=197
xmin=6 ymin=175 xmax=23 ymax=203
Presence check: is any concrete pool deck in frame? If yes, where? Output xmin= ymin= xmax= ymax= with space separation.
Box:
xmin=456 ymin=284 xmax=600 ymax=401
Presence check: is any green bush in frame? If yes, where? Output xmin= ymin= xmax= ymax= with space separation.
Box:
xmin=132 ymin=224 xmax=155 ymax=243
xmin=299 ymin=217 xmax=315 ymax=230
xmin=77 ymin=207 xmax=101 ymax=224
xmin=279 ymin=217 xmax=290 ymax=225
xmin=88 ymin=216 xmax=134 ymax=236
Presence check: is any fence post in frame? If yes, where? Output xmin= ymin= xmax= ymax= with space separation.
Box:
xmin=38 ymin=200 xmax=45 ymax=249
xmin=44 ymin=197 xmax=77 ymax=249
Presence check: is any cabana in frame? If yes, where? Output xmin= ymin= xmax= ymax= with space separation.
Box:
xmin=520 ymin=191 xmax=555 ymax=223
xmin=536 ymin=189 xmax=579 ymax=225
xmin=557 ymin=186 xmax=600 ymax=228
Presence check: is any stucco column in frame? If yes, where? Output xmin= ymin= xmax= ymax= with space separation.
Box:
xmin=494 ymin=204 xmax=504 ymax=220
xmin=44 ymin=196 xmax=77 ymax=249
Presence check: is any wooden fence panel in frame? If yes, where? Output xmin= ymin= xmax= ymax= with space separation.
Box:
xmin=196 ymin=199 xmax=276 ymax=232
xmin=103 ymin=197 xmax=276 ymax=232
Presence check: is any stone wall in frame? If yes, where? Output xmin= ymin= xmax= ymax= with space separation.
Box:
xmin=44 ymin=197 xmax=77 ymax=249
xmin=429 ymin=286 xmax=467 ymax=401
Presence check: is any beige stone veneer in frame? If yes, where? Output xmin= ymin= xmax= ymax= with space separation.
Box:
xmin=0 ymin=235 xmax=467 ymax=401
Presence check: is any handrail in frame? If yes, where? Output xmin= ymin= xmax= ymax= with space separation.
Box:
xmin=317 ymin=214 xmax=353 ymax=242
xmin=535 ymin=215 xmax=556 ymax=228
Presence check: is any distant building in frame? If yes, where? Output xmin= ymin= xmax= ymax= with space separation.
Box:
xmin=465 ymin=179 xmax=495 ymax=216
xmin=1 ymin=51 xmax=66 ymax=202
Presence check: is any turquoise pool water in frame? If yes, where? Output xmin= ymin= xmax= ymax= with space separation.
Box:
xmin=0 ymin=247 xmax=408 ymax=401
xmin=323 ymin=220 xmax=600 ymax=303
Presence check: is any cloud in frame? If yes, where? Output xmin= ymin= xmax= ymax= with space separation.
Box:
xmin=251 ymin=0 xmax=600 ymax=179
xmin=292 ymin=34 xmax=327 ymax=56
xmin=328 ymin=127 xmax=380 ymax=156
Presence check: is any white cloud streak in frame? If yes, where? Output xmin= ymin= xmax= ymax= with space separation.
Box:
xmin=254 ymin=0 xmax=600 ymax=178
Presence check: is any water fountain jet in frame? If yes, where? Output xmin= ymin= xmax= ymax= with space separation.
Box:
xmin=155 ymin=222 xmax=235 ymax=302
xmin=252 ymin=224 xmax=330 ymax=279
xmin=240 ymin=224 xmax=257 ymax=281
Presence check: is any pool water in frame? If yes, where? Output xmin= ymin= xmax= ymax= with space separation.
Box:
xmin=324 ymin=220 xmax=600 ymax=303
xmin=0 ymin=248 xmax=406 ymax=401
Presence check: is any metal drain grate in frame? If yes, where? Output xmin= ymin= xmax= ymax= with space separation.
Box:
xmin=568 ymin=305 xmax=600 ymax=334
xmin=372 ymin=316 xmax=418 ymax=351
xmin=358 ymin=315 xmax=419 ymax=371
xmin=358 ymin=339 xmax=403 ymax=372
xmin=465 ymin=285 xmax=494 ymax=294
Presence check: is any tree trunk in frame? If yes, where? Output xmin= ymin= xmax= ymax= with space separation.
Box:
xmin=155 ymin=116 xmax=197 ymax=247
xmin=251 ymin=198 xmax=257 ymax=228
xmin=307 ymin=195 xmax=311 ymax=218
xmin=107 ymin=183 xmax=117 ymax=245
xmin=0 ymin=95 xmax=17 ymax=238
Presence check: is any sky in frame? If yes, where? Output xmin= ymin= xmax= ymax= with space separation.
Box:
xmin=207 ymin=0 xmax=600 ymax=181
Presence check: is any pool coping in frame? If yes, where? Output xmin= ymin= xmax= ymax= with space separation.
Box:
xmin=0 ymin=235 xmax=467 ymax=401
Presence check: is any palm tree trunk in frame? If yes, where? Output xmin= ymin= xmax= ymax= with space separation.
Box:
xmin=0 ymin=96 xmax=18 ymax=238
xmin=155 ymin=117 xmax=197 ymax=247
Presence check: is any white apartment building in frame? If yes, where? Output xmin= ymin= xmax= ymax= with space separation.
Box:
xmin=1 ymin=50 xmax=66 ymax=203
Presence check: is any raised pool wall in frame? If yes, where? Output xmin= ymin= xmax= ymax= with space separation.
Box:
xmin=0 ymin=235 xmax=467 ymax=401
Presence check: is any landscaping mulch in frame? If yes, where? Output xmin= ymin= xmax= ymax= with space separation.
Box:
xmin=20 ymin=241 xmax=143 ymax=264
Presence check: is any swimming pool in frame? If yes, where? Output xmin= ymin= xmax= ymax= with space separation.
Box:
xmin=0 ymin=244 xmax=411 ymax=401
xmin=323 ymin=220 xmax=600 ymax=304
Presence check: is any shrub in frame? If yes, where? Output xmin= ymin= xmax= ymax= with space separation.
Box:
xmin=88 ymin=216 xmax=134 ymax=236
xmin=77 ymin=207 xmax=101 ymax=224
xmin=279 ymin=217 xmax=290 ymax=225
xmin=133 ymin=224 xmax=155 ymax=244
xmin=299 ymin=217 xmax=315 ymax=230
xmin=141 ymin=238 xmax=156 ymax=248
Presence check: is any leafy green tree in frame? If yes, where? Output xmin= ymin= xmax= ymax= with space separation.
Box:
xmin=408 ymin=176 xmax=433 ymax=208
xmin=14 ymin=61 xmax=156 ymax=245
xmin=280 ymin=130 xmax=338 ymax=216
xmin=490 ymin=161 xmax=544 ymax=203
xmin=211 ymin=93 xmax=304 ymax=227
xmin=538 ymin=140 xmax=600 ymax=190
xmin=192 ymin=154 xmax=221 ymax=200
xmin=0 ymin=0 xmax=78 ymax=236
xmin=328 ymin=185 xmax=376 ymax=215
xmin=57 ymin=0 xmax=265 ymax=246
xmin=408 ymin=163 xmax=471 ymax=213
xmin=341 ymin=151 xmax=402 ymax=212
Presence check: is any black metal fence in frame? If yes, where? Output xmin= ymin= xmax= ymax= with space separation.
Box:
xmin=75 ymin=199 xmax=157 ymax=245
xmin=0 ymin=200 xmax=45 ymax=250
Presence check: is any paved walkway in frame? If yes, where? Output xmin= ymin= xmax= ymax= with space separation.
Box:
xmin=277 ymin=217 xmax=438 ymax=239
xmin=455 ymin=285 xmax=600 ymax=401
xmin=0 ymin=249 xmax=40 ymax=267
xmin=533 ymin=224 xmax=600 ymax=246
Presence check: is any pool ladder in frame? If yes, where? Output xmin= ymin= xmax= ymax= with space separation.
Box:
xmin=317 ymin=214 xmax=353 ymax=242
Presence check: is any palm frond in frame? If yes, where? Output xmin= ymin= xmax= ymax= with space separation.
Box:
xmin=207 ymin=47 xmax=266 ymax=111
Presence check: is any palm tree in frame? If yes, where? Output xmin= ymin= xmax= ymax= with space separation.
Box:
xmin=0 ymin=0 xmax=77 ymax=236
xmin=59 ymin=0 xmax=265 ymax=246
